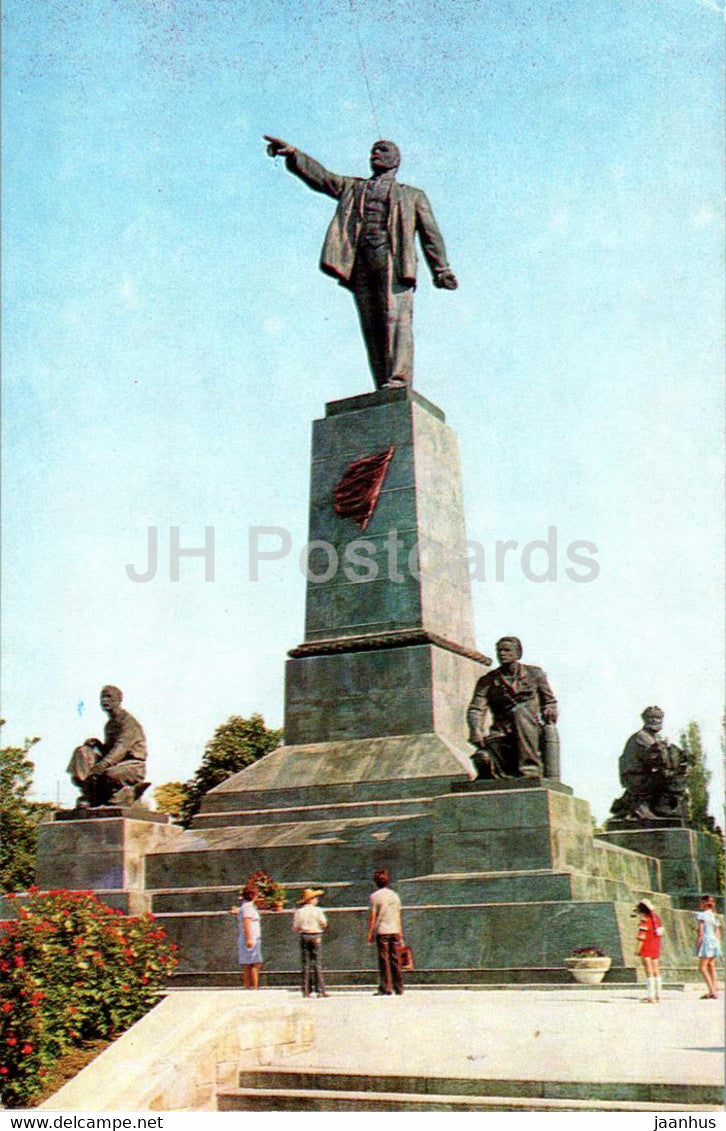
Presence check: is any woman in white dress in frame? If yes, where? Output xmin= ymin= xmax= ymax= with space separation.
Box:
xmin=234 ymin=884 xmax=263 ymax=990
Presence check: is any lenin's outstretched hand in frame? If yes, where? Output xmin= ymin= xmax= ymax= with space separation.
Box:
xmin=265 ymin=134 xmax=295 ymax=157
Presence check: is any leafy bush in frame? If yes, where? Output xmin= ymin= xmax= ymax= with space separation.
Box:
xmin=0 ymin=888 xmax=178 ymax=1107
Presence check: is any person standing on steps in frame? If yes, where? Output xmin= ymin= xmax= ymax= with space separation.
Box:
xmin=232 ymin=884 xmax=263 ymax=990
xmin=635 ymin=899 xmax=664 ymax=1003
xmin=367 ymin=868 xmax=404 ymax=996
xmin=292 ymin=888 xmax=329 ymax=998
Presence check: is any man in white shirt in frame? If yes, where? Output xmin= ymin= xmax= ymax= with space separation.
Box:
xmin=367 ymin=868 xmax=404 ymax=995
xmin=292 ymin=888 xmax=329 ymax=998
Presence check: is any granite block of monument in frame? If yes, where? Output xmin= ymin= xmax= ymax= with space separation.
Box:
xmin=214 ymin=387 xmax=490 ymax=807
xmin=36 ymin=811 xmax=182 ymax=893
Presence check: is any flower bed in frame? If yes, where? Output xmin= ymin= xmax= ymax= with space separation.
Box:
xmin=0 ymin=888 xmax=178 ymax=1107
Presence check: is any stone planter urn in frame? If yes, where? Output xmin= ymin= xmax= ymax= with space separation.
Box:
xmin=564 ymin=955 xmax=612 ymax=984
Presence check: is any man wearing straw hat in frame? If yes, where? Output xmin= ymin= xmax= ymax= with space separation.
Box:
xmin=292 ymin=888 xmax=329 ymax=998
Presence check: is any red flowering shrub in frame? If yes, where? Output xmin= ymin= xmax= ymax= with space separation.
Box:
xmin=0 ymin=889 xmax=178 ymax=1107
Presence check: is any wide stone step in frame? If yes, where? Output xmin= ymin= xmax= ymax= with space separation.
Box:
xmin=399 ymin=868 xmax=661 ymax=906
xmin=150 ymin=881 xmax=367 ymax=913
xmin=149 ymin=869 xmax=671 ymax=914
xmin=219 ymin=1087 xmax=719 ymax=1112
xmin=191 ymin=796 xmax=430 ymax=829
xmin=148 ymin=870 xmax=669 ymax=915
xmin=145 ymin=814 xmax=433 ymax=888
xmin=156 ymin=812 xmax=430 ymax=851
xmin=218 ymin=1069 xmax=721 ymax=1110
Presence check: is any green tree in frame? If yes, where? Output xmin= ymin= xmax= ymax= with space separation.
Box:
xmin=153 ymin=781 xmax=188 ymax=820
xmin=680 ymin=719 xmax=724 ymax=892
xmin=0 ymin=724 xmax=52 ymax=893
xmin=179 ymin=713 xmax=281 ymax=826
xmin=680 ymin=721 xmax=718 ymax=832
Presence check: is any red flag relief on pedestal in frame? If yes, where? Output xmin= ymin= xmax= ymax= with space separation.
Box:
xmin=333 ymin=445 xmax=394 ymax=530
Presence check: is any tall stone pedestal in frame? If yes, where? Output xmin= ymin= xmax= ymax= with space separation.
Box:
xmin=220 ymin=386 xmax=490 ymax=802
xmin=134 ymin=391 xmax=710 ymax=983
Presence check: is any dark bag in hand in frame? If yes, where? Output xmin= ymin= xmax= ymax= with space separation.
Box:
xmin=398 ymin=941 xmax=414 ymax=971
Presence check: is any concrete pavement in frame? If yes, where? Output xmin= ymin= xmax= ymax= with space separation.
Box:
xmin=262 ymin=984 xmax=724 ymax=1091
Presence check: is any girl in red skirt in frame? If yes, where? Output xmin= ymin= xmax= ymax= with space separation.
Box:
xmin=636 ymin=899 xmax=664 ymax=1002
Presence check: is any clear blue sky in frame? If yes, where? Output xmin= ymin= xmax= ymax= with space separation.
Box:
xmin=2 ymin=0 xmax=723 ymax=822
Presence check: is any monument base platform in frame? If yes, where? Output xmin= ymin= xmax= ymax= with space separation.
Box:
xmin=136 ymin=781 xmax=705 ymax=982
xmin=452 ymin=778 xmax=572 ymax=795
xmin=596 ymin=825 xmax=722 ymax=908
xmin=36 ymin=811 xmax=182 ymax=892
xmin=34 ymin=783 xmax=716 ymax=983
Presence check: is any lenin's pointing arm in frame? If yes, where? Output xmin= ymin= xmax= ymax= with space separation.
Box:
xmin=264 ymin=136 xmax=347 ymax=199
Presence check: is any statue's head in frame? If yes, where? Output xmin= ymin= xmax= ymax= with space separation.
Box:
xmin=496 ymin=636 xmax=523 ymax=662
xmin=370 ymin=140 xmax=400 ymax=174
xmin=100 ymin=685 xmax=123 ymax=711
xmin=641 ymin=705 xmax=664 ymax=732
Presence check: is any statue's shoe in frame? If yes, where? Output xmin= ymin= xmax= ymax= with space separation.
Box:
xmin=634 ymin=803 xmax=659 ymax=820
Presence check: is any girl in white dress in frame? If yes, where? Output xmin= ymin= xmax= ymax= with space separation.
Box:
xmin=695 ymin=895 xmax=722 ymax=1000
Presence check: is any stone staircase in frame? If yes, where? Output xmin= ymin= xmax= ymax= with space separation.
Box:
xmin=217 ymin=1068 xmax=722 ymax=1112
xmin=139 ymin=778 xmax=703 ymax=986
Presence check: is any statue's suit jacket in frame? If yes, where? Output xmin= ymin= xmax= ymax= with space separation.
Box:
xmin=285 ymin=149 xmax=452 ymax=291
